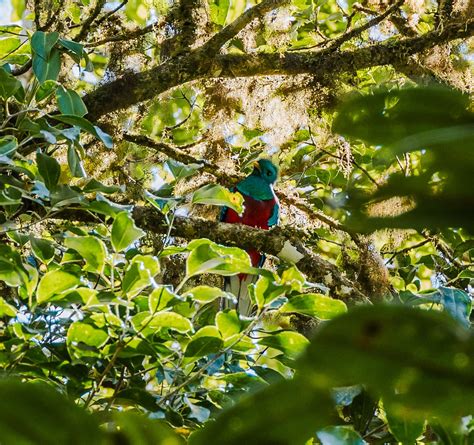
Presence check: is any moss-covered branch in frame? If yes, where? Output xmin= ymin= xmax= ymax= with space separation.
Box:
xmin=83 ymin=18 xmax=473 ymax=120
xmin=52 ymin=206 xmax=368 ymax=303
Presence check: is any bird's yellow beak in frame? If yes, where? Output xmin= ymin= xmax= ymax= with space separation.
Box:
xmin=253 ymin=161 xmax=261 ymax=171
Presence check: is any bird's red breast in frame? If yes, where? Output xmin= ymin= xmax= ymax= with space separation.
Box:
xmin=223 ymin=193 xmax=277 ymax=267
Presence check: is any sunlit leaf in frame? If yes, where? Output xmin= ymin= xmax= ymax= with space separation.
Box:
xmin=280 ymin=293 xmax=347 ymax=319
xmin=192 ymin=184 xmax=244 ymax=214
xmin=111 ymin=211 xmax=145 ymax=252
xmin=64 ymin=236 xmax=106 ymax=273
xmin=37 ymin=270 xmax=81 ymax=303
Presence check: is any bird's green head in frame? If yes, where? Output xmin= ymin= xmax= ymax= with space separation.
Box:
xmin=253 ymin=159 xmax=279 ymax=184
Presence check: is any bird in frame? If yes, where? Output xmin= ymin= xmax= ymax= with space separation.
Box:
xmin=220 ymin=159 xmax=280 ymax=315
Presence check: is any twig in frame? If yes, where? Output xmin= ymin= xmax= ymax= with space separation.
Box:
xmin=201 ymin=0 xmax=290 ymax=56
xmin=323 ymin=0 xmax=405 ymax=53
xmin=86 ymin=20 xmax=162 ymax=47
xmin=383 ymin=238 xmax=432 ymax=264
xmin=95 ymin=0 xmax=129 ymax=26
xmin=74 ymin=0 xmax=107 ymax=42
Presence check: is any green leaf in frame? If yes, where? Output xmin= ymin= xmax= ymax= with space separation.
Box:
xmin=31 ymin=31 xmax=59 ymax=60
xmin=108 ymin=412 xmax=185 ymax=445
xmin=185 ymin=330 xmax=224 ymax=360
xmin=253 ymin=274 xmax=287 ymax=308
xmin=56 ymin=86 xmax=88 ymax=117
xmin=0 ymin=136 xmax=18 ymax=157
xmin=183 ymin=285 xmax=229 ymax=303
xmin=0 ymin=379 xmax=103 ymax=445
xmin=111 ymin=211 xmax=145 ymax=252
xmin=317 ymin=426 xmax=366 ymax=445
xmin=0 ymin=245 xmax=28 ymax=286
xmin=333 ymin=86 xmax=471 ymax=146
xmin=0 ymin=297 xmax=17 ymax=316
xmin=403 ymin=287 xmax=472 ymax=328
xmin=258 ymin=331 xmax=309 ymax=360
xmin=36 ymin=80 xmax=59 ymax=102
xmin=64 ymin=236 xmax=106 ymax=273
xmin=149 ymin=286 xmax=178 ymax=312
xmin=32 ymin=47 xmax=61 ymax=83
xmin=67 ymin=145 xmax=86 ymax=178
xmin=146 ymin=311 xmax=193 ymax=333
xmin=67 ymin=321 xmax=108 ymax=349
xmin=280 ymin=293 xmax=347 ymax=319
xmin=11 ymin=0 xmax=25 ymax=21
xmin=209 ymin=0 xmax=230 ymax=25
xmin=131 ymin=254 xmax=160 ymax=276
xmin=216 ymin=309 xmax=241 ymax=339
xmin=189 ymin=377 xmax=334 ymax=445
xmin=386 ymin=409 xmax=424 ymax=443
xmin=36 ymin=152 xmax=61 ymax=190
xmin=297 ymin=305 xmax=474 ymax=423
xmin=37 ymin=270 xmax=81 ymax=303
xmin=58 ymin=38 xmax=84 ymax=63
xmin=50 ymin=114 xmax=113 ymax=148
xmin=192 ymin=184 xmax=244 ymax=214
xmin=82 ymin=178 xmax=120 ymax=194
xmin=30 ymin=236 xmax=55 ymax=263
xmin=186 ymin=239 xmax=254 ymax=277
xmin=121 ymin=262 xmax=153 ymax=297
xmin=280 ymin=266 xmax=306 ymax=292
xmin=0 ymin=67 xmax=21 ymax=99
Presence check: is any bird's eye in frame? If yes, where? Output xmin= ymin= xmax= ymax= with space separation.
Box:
xmin=267 ymin=171 xmax=271 ymax=176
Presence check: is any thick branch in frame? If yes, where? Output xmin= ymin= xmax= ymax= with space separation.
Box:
xmin=52 ymin=206 xmax=367 ymax=303
xmin=123 ymin=133 xmax=354 ymax=236
xmin=83 ymin=18 xmax=474 ymax=121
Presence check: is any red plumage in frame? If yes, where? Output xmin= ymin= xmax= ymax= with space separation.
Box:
xmin=222 ymin=193 xmax=277 ymax=267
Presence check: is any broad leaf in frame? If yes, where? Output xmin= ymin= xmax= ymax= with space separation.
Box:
xmin=192 ymin=184 xmax=244 ymax=214
xmin=297 ymin=305 xmax=474 ymax=423
xmin=0 ymin=379 xmax=103 ymax=445
xmin=64 ymin=236 xmax=106 ymax=273
xmin=56 ymin=86 xmax=88 ymax=117
xmin=189 ymin=377 xmax=334 ymax=445
xmin=37 ymin=270 xmax=81 ymax=303
xmin=111 ymin=211 xmax=145 ymax=252
xmin=280 ymin=293 xmax=347 ymax=319
xmin=36 ymin=152 xmax=61 ymax=190
xmin=50 ymin=114 xmax=113 ymax=148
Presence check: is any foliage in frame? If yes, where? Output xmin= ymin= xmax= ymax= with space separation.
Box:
xmin=0 ymin=0 xmax=473 ymax=444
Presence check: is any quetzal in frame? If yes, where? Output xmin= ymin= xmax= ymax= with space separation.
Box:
xmin=220 ymin=159 xmax=279 ymax=315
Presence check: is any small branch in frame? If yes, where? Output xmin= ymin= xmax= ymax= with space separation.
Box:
xmin=123 ymin=133 xmax=355 ymax=236
xmin=95 ymin=0 xmax=129 ymax=27
xmin=50 ymin=206 xmax=367 ymax=303
xmin=156 ymin=310 xmax=266 ymax=408
xmin=382 ymin=238 xmax=432 ymax=264
xmin=86 ymin=20 xmax=162 ymax=47
xmin=322 ymin=0 xmax=405 ymax=53
xmin=74 ymin=0 xmax=107 ymax=42
xmin=7 ymin=59 xmax=31 ymax=76
xmin=201 ymin=0 xmax=290 ymax=56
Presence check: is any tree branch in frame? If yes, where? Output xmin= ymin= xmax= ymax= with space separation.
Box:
xmin=74 ymin=0 xmax=107 ymax=42
xmin=83 ymin=18 xmax=474 ymax=121
xmin=122 ymin=133 xmax=355 ymax=236
xmin=86 ymin=20 xmax=163 ymax=47
xmin=320 ymin=0 xmax=405 ymax=53
xmin=201 ymin=0 xmax=290 ymax=56
xmin=50 ymin=206 xmax=367 ymax=303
